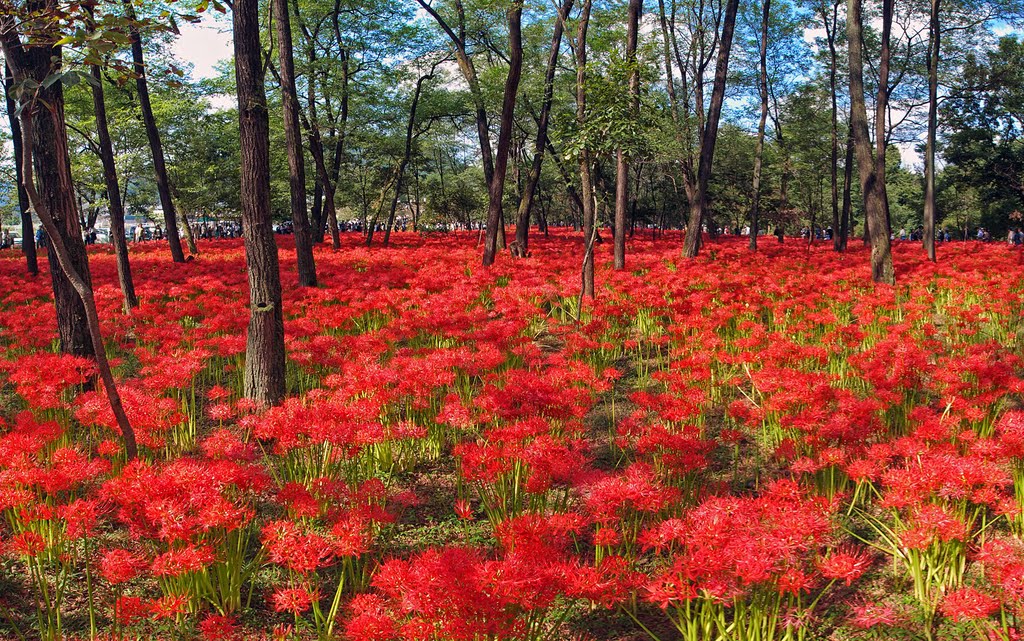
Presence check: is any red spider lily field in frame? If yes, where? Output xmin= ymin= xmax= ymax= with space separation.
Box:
xmin=1 ymin=233 xmax=1023 ymax=641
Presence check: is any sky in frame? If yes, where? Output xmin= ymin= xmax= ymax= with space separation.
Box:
xmin=173 ymin=19 xmax=233 ymax=81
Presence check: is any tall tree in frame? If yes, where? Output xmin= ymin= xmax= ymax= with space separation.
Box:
xmin=234 ymin=0 xmax=287 ymax=405
xmin=273 ymin=0 xmax=317 ymax=286
xmin=514 ymin=0 xmax=574 ymax=252
xmin=3 ymin=64 xmax=36 ymax=275
xmin=847 ymin=0 xmax=894 ymax=283
xmin=577 ymin=0 xmax=596 ymax=298
xmin=1 ymin=25 xmax=92 ymax=356
xmin=682 ymin=0 xmax=741 ymax=258
xmin=749 ymin=0 xmax=771 ymax=251
xmin=89 ymin=62 xmax=138 ymax=310
xmin=923 ymin=0 xmax=939 ymax=261
xmin=614 ymin=0 xmax=641 ymax=268
xmin=122 ymin=0 xmax=187 ymax=262
xmin=482 ymin=1 xmax=523 ymax=267
xmin=1 ymin=5 xmax=138 ymax=458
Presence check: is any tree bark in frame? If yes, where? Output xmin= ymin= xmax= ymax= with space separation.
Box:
xmin=840 ymin=124 xmax=853 ymax=250
xmin=749 ymin=0 xmax=770 ymax=251
xmin=123 ymin=0 xmax=186 ymax=263
xmin=577 ymin=0 xmax=596 ymax=298
xmin=234 ymin=0 xmax=287 ymax=405
xmin=923 ymin=0 xmax=939 ymax=262
xmin=824 ymin=0 xmax=842 ymax=252
xmin=3 ymin=64 xmax=37 ymax=276
xmin=482 ymin=3 xmax=523 ymax=267
xmin=514 ymin=0 xmax=574 ymax=251
xmin=682 ymin=0 xmax=740 ymax=258
xmin=874 ymin=0 xmax=893 ymax=234
xmin=614 ymin=0 xmax=642 ymax=269
xmin=848 ymin=0 xmax=894 ymax=283
xmin=90 ymin=64 xmax=138 ymax=310
xmin=5 ymin=37 xmax=93 ymax=356
xmin=274 ymin=0 xmax=317 ymax=285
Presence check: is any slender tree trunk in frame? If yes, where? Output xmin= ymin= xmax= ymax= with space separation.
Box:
xmin=614 ymin=0 xmax=642 ymax=269
xmin=841 ymin=124 xmax=853 ymax=250
xmin=515 ymin=0 xmax=574 ymax=251
xmin=17 ymin=112 xmax=138 ymax=459
xmin=1 ymin=20 xmax=137 ymax=458
xmin=577 ymin=0 xmax=596 ymax=298
xmin=923 ymin=0 xmax=939 ymax=262
xmin=874 ymin=0 xmax=893 ymax=234
xmin=274 ymin=0 xmax=317 ymax=285
xmin=380 ymin=68 xmax=434 ymax=247
xmin=749 ymin=0 xmax=770 ymax=251
xmin=234 ymin=0 xmax=287 ymax=405
xmin=90 ymin=64 xmax=138 ymax=310
xmin=123 ymin=0 xmax=186 ymax=263
xmin=682 ymin=0 xmax=740 ymax=258
xmin=3 ymin=64 xmax=37 ymax=275
xmin=825 ymin=0 xmax=842 ymax=252
xmin=848 ymin=0 xmax=894 ymax=283
xmin=482 ymin=3 xmax=523 ymax=266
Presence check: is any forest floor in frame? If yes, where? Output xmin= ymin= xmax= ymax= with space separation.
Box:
xmin=0 ymin=232 xmax=1021 ymax=640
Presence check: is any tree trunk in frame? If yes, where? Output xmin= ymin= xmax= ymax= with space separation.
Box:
xmin=9 ymin=40 xmax=93 ymax=356
xmin=682 ymin=0 xmax=740 ymax=258
xmin=90 ymin=64 xmax=138 ymax=310
xmin=614 ymin=0 xmax=642 ymax=269
xmin=3 ymin=64 xmax=37 ymax=276
xmin=515 ymin=0 xmax=574 ymax=251
xmin=123 ymin=0 xmax=186 ymax=263
xmin=380 ymin=68 xmax=434 ymax=248
xmin=923 ymin=0 xmax=939 ymax=262
xmin=848 ymin=0 xmax=894 ymax=283
xmin=1 ymin=19 xmax=138 ymax=458
xmin=749 ymin=0 xmax=770 ymax=252
xmin=840 ymin=124 xmax=853 ymax=250
xmin=274 ymin=0 xmax=317 ymax=285
xmin=16 ymin=109 xmax=138 ymax=459
xmin=577 ymin=0 xmax=596 ymax=298
xmin=874 ymin=0 xmax=893 ymax=235
xmin=825 ymin=0 xmax=842 ymax=252
xmin=482 ymin=3 xmax=523 ymax=267
xmin=234 ymin=0 xmax=287 ymax=405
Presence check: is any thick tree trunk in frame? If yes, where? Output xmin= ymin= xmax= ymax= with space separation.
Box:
xmin=3 ymin=64 xmax=37 ymax=275
xmin=274 ymin=0 xmax=317 ymax=285
xmin=750 ymin=0 xmax=770 ymax=252
xmin=1 ymin=19 xmax=138 ymax=458
xmin=614 ymin=0 xmax=642 ymax=269
xmin=682 ymin=0 xmax=740 ymax=258
xmin=14 ymin=45 xmax=93 ymax=356
xmin=482 ymin=4 xmax=523 ymax=266
xmin=90 ymin=64 xmax=138 ymax=310
xmin=848 ymin=0 xmax=894 ymax=283
xmin=123 ymin=0 xmax=186 ymax=263
xmin=923 ymin=0 xmax=939 ymax=262
xmin=515 ymin=0 xmax=574 ymax=251
xmin=577 ymin=0 xmax=595 ymax=298
xmin=234 ymin=0 xmax=287 ymax=405
xmin=17 ymin=112 xmax=138 ymax=459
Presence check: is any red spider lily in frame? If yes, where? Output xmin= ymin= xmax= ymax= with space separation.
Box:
xmin=99 ymin=548 xmax=148 ymax=585
xmin=940 ymin=587 xmax=1000 ymax=623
